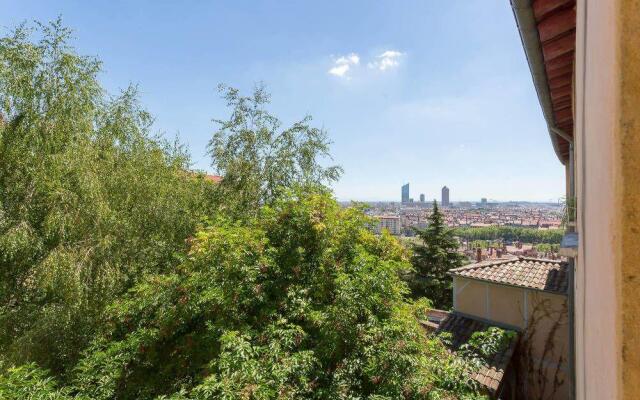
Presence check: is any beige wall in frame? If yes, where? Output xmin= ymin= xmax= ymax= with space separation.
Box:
xmin=617 ymin=0 xmax=640 ymax=397
xmin=574 ymin=0 xmax=640 ymax=399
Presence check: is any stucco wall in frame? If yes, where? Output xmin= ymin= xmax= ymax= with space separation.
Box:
xmin=454 ymin=277 xmax=489 ymax=319
xmin=573 ymin=0 xmax=640 ymax=398
xmin=617 ymin=1 xmax=640 ymax=398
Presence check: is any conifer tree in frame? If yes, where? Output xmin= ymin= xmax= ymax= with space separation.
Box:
xmin=411 ymin=200 xmax=465 ymax=308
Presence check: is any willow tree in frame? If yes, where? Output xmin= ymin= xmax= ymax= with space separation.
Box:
xmin=208 ymin=84 xmax=342 ymax=217
xmin=0 ymin=19 xmax=212 ymax=375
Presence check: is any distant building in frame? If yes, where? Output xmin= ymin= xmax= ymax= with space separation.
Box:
xmin=372 ymin=215 xmax=401 ymax=235
xmin=481 ymin=197 xmax=488 ymax=206
xmin=401 ymin=183 xmax=410 ymax=203
xmin=420 ymin=193 xmax=425 ymax=202
xmin=441 ymin=186 xmax=450 ymax=207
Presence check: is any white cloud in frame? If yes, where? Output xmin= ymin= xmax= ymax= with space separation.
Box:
xmin=328 ymin=52 xmax=360 ymax=78
xmin=335 ymin=53 xmax=360 ymax=65
xmin=328 ymin=64 xmax=350 ymax=77
xmin=368 ymin=50 xmax=404 ymax=71
xmin=379 ymin=50 xmax=402 ymax=58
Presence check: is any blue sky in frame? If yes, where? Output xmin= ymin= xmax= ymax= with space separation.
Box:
xmin=3 ymin=1 xmax=564 ymax=202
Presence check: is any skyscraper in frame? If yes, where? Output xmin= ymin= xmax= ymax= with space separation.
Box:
xmin=420 ymin=193 xmax=425 ymax=202
xmin=401 ymin=183 xmax=410 ymax=203
xmin=441 ymin=186 xmax=450 ymax=207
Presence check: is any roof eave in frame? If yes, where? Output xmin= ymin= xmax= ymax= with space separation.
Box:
xmin=510 ymin=0 xmax=569 ymax=165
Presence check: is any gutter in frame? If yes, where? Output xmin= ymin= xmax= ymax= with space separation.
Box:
xmin=510 ymin=0 xmax=571 ymax=164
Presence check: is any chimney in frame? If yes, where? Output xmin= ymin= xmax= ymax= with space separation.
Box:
xmin=496 ymin=248 xmax=502 ymax=258
xmin=476 ymin=248 xmax=482 ymax=263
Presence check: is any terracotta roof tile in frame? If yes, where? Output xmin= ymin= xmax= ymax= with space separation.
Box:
xmin=449 ymin=257 xmax=568 ymax=294
xmin=204 ymin=174 xmax=223 ymax=183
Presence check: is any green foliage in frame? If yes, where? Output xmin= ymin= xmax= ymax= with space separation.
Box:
xmin=0 ymin=190 xmax=487 ymax=399
xmin=0 ymin=363 xmax=74 ymax=400
xmin=458 ymin=328 xmax=517 ymax=369
xmin=534 ymin=243 xmax=560 ymax=253
xmin=453 ymin=226 xmax=563 ymax=244
xmin=430 ymin=327 xmax=515 ymax=399
xmin=65 ymin=189 xmax=426 ymax=399
xmin=208 ymin=84 xmax=342 ymax=217
xmin=410 ymin=201 xmax=465 ymax=309
xmin=470 ymin=240 xmax=489 ymax=250
xmin=0 ymin=19 xmax=214 ymax=375
xmin=560 ymin=196 xmax=576 ymax=227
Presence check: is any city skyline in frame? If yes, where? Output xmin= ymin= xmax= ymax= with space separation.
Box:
xmin=390 ymin=182 xmax=558 ymax=205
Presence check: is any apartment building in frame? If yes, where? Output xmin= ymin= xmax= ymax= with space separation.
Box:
xmin=372 ymin=215 xmax=402 ymax=236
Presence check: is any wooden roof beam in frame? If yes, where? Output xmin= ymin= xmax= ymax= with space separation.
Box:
xmin=538 ymin=8 xmax=577 ymax=42
xmin=549 ymin=73 xmax=573 ymax=90
xmin=542 ymin=31 xmax=576 ymax=61
xmin=533 ymin=0 xmax=575 ymax=21
xmin=545 ymin=51 xmax=575 ymax=72
xmin=550 ymin=84 xmax=572 ymax=101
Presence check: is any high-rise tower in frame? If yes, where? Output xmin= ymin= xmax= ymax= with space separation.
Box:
xmin=401 ymin=183 xmax=410 ymax=203
xmin=441 ymin=186 xmax=450 ymax=207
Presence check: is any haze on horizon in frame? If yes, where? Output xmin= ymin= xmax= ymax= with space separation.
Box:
xmin=3 ymin=0 xmax=565 ymax=203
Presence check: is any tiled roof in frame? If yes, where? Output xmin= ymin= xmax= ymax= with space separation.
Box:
xmin=433 ymin=312 xmax=518 ymax=395
xmin=204 ymin=174 xmax=223 ymax=183
xmin=449 ymin=257 xmax=568 ymax=294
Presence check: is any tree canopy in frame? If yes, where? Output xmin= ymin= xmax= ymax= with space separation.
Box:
xmin=0 ymin=18 xmax=215 ymax=376
xmin=208 ymin=84 xmax=342 ymax=217
xmin=453 ymin=226 xmax=563 ymax=244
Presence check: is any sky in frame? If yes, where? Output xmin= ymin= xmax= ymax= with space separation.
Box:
xmin=2 ymin=0 xmax=565 ymax=202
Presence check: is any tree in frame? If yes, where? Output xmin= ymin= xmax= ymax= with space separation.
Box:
xmin=0 ymin=189 xmax=488 ymax=400
xmin=208 ymin=84 xmax=342 ymax=217
xmin=0 ymin=19 xmax=213 ymax=376
xmin=410 ymin=201 xmax=465 ymax=308
xmin=453 ymin=226 xmax=563 ymax=244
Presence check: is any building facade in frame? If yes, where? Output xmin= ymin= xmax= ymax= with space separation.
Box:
xmin=372 ymin=215 xmax=401 ymax=235
xmin=441 ymin=186 xmax=450 ymax=207
xmin=401 ymin=183 xmax=410 ymax=203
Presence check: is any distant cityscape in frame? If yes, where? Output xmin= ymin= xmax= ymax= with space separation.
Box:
xmin=357 ymin=182 xmax=564 ymax=262
xmin=358 ymin=182 xmax=562 ymax=236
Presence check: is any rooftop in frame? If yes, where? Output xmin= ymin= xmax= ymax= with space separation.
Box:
xmin=204 ymin=174 xmax=223 ymax=183
xmin=426 ymin=311 xmax=519 ymax=396
xmin=449 ymin=257 xmax=568 ymax=294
